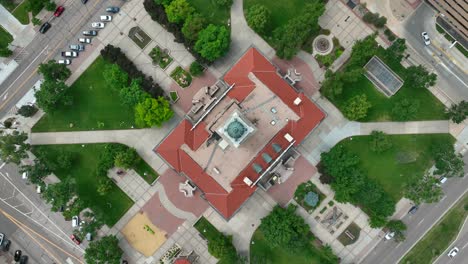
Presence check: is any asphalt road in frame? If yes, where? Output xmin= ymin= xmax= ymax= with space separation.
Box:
xmin=401 ymin=2 xmax=468 ymax=102
xmin=434 ymin=217 xmax=468 ymax=264
xmin=361 ymin=154 xmax=468 ymax=264
xmin=0 ymin=0 xmax=126 ymax=117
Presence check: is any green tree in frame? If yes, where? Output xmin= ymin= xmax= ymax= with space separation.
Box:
xmin=97 ymin=178 xmax=113 ymax=196
xmin=0 ymin=47 xmax=13 ymax=57
xmin=405 ymin=65 xmax=437 ymax=89
xmin=17 ymin=105 xmax=38 ymax=117
xmin=56 ymin=150 xmax=73 ymax=170
xmin=404 ymin=173 xmax=443 ymax=204
xmin=84 ymin=235 xmax=123 ymax=264
xmin=189 ymin=61 xmax=204 ymax=76
xmin=246 ymin=4 xmax=270 ymax=34
xmin=194 ymin=24 xmax=230 ymax=62
xmin=165 ymin=0 xmax=194 ymax=24
xmin=0 ymin=131 xmax=30 ymax=164
xmin=446 ymin=101 xmax=468 ymax=124
xmin=35 ymin=79 xmax=72 ymax=113
xmin=114 ymin=148 xmax=139 ymax=169
xmin=385 ymin=220 xmax=407 ymax=242
xmin=385 ymin=38 xmax=406 ymax=64
xmin=181 ymin=14 xmax=206 ymax=42
xmin=119 ymin=79 xmax=150 ymax=106
xmin=103 ymin=63 xmax=128 ymax=91
xmin=45 ymin=1 xmax=56 ymax=11
xmin=19 ymin=160 xmax=51 ymax=184
xmin=213 ymin=0 xmax=232 ymax=7
xmin=31 ymin=17 xmax=41 ymax=26
xmin=370 ymin=131 xmax=392 ymax=153
xmin=42 ymin=177 xmax=75 ymax=211
xmin=207 ymin=234 xmax=238 ymax=261
xmin=26 ymin=0 xmax=45 ymax=14
xmin=347 ymin=34 xmax=378 ymax=68
xmin=343 ymin=94 xmax=372 ymax=120
xmin=320 ymin=145 xmax=359 ymax=179
xmin=391 ymin=98 xmax=419 ymax=121
xmin=431 ymin=143 xmax=464 ymax=177
xmin=260 ymin=204 xmax=310 ymax=250
xmin=38 ymin=60 xmax=71 ymax=81
xmin=134 ymin=97 xmax=174 ymax=127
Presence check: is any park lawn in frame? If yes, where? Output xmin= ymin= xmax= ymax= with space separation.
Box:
xmin=187 ymin=0 xmax=230 ymax=25
xmin=401 ymin=193 xmax=468 ymax=264
xmin=133 ymin=158 xmax=159 ymax=184
xmin=339 ymin=134 xmax=455 ymax=201
xmin=32 ymin=57 xmax=136 ymax=132
xmin=33 ymin=144 xmax=134 ymax=226
xmin=194 ymin=216 xmax=221 ymax=242
xmin=250 ymin=229 xmax=333 ymax=264
xmin=0 ymin=0 xmax=18 ymax=11
xmin=328 ymin=47 xmax=447 ymax=122
xmin=12 ymin=1 xmax=30 ymax=25
xmin=0 ymin=26 xmax=13 ymax=49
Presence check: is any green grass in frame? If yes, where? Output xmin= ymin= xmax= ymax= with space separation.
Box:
xmin=329 ymin=47 xmax=447 ymax=122
xmin=401 ymin=194 xmax=468 ymax=264
xmin=455 ymin=43 xmax=468 ymax=58
xmin=338 ymin=134 xmax=455 ymax=200
xmin=33 ymin=144 xmax=134 ymax=226
xmin=12 ymin=1 xmax=30 ymax=25
xmin=0 ymin=0 xmax=18 ymax=11
xmin=435 ymin=24 xmax=467 ymax=58
xmin=194 ymin=216 xmax=221 ymax=241
xmin=133 ymin=158 xmax=159 ymax=184
xmin=337 ymin=222 xmax=361 ymax=246
xmin=250 ymin=229 xmax=334 ymax=264
xmin=187 ymin=0 xmax=230 ymax=25
xmin=32 ymin=57 xmax=136 ymax=132
xmin=0 ymin=26 xmax=13 ymax=49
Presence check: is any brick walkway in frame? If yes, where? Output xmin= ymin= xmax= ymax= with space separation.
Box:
xmin=142 ymin=193 xmax=185 ymax=235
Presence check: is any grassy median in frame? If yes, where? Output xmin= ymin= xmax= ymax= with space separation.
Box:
xmin=401 ymin=193 xmax=468 ymax=264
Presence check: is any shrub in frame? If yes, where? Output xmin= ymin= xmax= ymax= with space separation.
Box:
xmin=384 ymin=28 xmax=396 ymax=41
xmin=189 ymin=61 xmax=204 ymax=76
xmin=17 ymin=105 xmax=38 ymax=117
xmin=362 ymin=12 xmax=386 ymax=28
xmin=45 ymin=1 xmax=56 ymax=11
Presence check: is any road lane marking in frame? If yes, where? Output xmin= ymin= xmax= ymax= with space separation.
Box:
xmin=441 ymin=195 xmax=447 ymax=201
xmin=417 ymin=219 xmax=425 ymax=226
xmin=0 ymin=162 xmax=5 ymax=169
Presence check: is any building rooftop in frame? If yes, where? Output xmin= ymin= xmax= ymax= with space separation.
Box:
xmin=156 ymin=47 xmax=325 ymax=219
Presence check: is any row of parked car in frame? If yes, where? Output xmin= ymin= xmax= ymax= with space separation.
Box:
xmin=0 ymin=233 xmax=28 ymax=263
xmin=58 ymin=6 xmax=120 ymax=65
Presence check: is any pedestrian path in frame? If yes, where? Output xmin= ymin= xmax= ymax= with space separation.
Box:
xmin=0 ymin=4 xmax=26 ymax=38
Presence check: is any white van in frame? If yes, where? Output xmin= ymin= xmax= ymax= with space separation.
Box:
xmin=439 ymin=177 xmax=447 ymax=184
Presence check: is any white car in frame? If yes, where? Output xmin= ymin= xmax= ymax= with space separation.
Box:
xmin=58 ymin=59 xmax=71 ymax=65
xmin=72 ymin=216 xmax=79 ymax=227
xmin=61 ymin=51 xmax=78 ymax=58
xmin=100 ymin=15 xmax=112 ymax=22
xmin=448 ymin=247 xmax=459 ymax=258
xmin=78 ymin=38 xmax=91 ymax=44
xmin=421 ymin=32 xmax=431 ymax=46
xmin=91 ymin=22 xmax=105 ymax=29
xmin=384 ymin=232 xmax=395 ymax=240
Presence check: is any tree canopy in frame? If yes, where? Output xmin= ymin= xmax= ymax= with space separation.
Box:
xmin=391 ymin=98 xmax=420 ymax=121
xmin=103 ymin=63 xmax=129 ymax=91
xmin=182 ymin=14 xmax=206 ymax=42
xmin=165 ymin=0 xmax=194 ymax=24
xmin=84 ymin=235 xmax=123 ymax=264
xmin=35 ymin=80 xmax=72 ymax=113
xmin=38 ymin=60 xmax=71 ymax=81
xmin=431 ymin=143 xmax=464 ymax=177
xmin=343 ymin=94 xmax=372 ymax=120
xmin=385 ymin=220 xmax=407 ymax=242
xmin=134 ymin=97 xmax=174 ymax=128
xmin=194 ymin=24 xmax=230 ymax=62
xmin=20 ymin=159 xmax=51 ymax=185
xmin=369 ymin=131 xmax=392 ymax=153
xmin=119 ymin=79 xmax=150 ymax=107
xmin=0 ymin=131 xmax=30 ymax=164
xmin=42 ymin=177 xmax=76 ymax=211
xmin=246 ymin=4 xmax=270 ymax=34
xmin=446 ymin=100 xmax=468 ymax=124
xmin=404 ymin=173 xmax=443 ymax=204
xmin=114 ymin=148 xmax=140 ymax=169
xmin=405 ymin=65 xmax=437 ymax=89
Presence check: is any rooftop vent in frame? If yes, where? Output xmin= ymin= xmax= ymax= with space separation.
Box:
xmin=293 ymin=97 xmax=302 ymax=106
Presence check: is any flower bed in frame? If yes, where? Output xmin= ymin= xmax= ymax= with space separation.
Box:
xmin=294 ymin=181 xmax=325 ymax=213
xmin=149 ymin=46 xmax=173 ymax=69
xmin=170 ymin=66 xmax=192 ymax=88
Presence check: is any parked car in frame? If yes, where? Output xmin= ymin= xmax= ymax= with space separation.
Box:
xmin=61 ymin=51 xmax=78 ymax=58
xmin=421 ymin=32 xmax=431 ymax=46
xmin=36 ymin=185 xmax=41 ymax=194
xmin=78 ymin=38 xmax=91 ymax=44
xmin=100 ymin=15 xmax=112 ymax=22
xmin=439 ymin=177 xmax=447 ymax=184
xmin=69 ymin=44 xmax=85 ymax=51
xmin=2 ymin=240 xmax=11 ymax=251
xmin=85 ymin=233 xmax=92 ymax=241
xmin=81 ymin=0 xmax=88 ymax=4
xmin=91 ymin=22 xmax=105 ymax=29
xmin=58 ymin=59 xmax=71 ymax=65
xmin=0 ymin=233 xmax=3 ymax=246
xmin=39 ymin=22 xmax=51 ymax=34
xmin=408 ymin=205 xmax=419 ymax=215
xmin=72 ymin=216 xmax=79 ymax=227
xmin=22 ymin=172 xmax=28 ymax=180
xmin=384 ymin=232 xmax=395 ymax=240
xmin=448 ymin=247 xmax=459 ymax=258
xmin=82 ymin=30 xmax=97 ymax=36
xmin=70 ymin=234 xmax=81 ymax=245
xmin=19 ymin=255 xmax=28 ymax=264
xmin=53 ymin=6 xmax=65 ymax=17
xmin=14 ymin=250 xmax=21 ymax=262
xmin=106 ymin=6 xmax=119 ymax=13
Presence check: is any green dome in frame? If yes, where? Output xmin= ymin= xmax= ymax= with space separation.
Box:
xmin=226 ymin=119 xmax=246 ymax=140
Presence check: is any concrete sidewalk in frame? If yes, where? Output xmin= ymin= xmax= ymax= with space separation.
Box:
xmin=0 ymin=4 xmax=26 ymax=39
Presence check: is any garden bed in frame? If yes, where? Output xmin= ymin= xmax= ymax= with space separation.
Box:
xmin=129 ymin=27 xmax=152 ymax=49
xmin=315 ymin=38 xmax=344 ymax=68
xmin=294 ymin=181 xmax=325 ymax=213
xmin=169 ymin=91 xmax=179 ymax=103
xmin=149 ymin=46 xmax=173 ymax=69
xmin=337 ymin=222 xmax=361 ymax=246
xmin=170 ymin=66 xmax=192 ymax=88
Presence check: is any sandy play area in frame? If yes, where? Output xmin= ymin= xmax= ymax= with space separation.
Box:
xmin=121 ymin=211 xmax=167 ymax=257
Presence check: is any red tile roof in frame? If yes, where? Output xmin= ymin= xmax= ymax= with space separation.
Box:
xmin=156 ymin=47 xmax=325 ymax=219
xmin=174 ymin=259 xmax=190 ymax=264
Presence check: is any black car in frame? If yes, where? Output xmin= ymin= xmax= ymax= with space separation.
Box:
xmin=408 ymin=205 xmax=419 ymax=215
xmin=82 ymin=30 xmax=97 ymax=36
xmin=14 ymin=250 xmax=21 ymax=261
xmin=106 ymin=6 xmax=119 ymax=13
xmin=20 ymin=255 xmax=28 ymax=264
xmin=39 ymin=22 xmax=51 ymax=34
xmin=2 ymin=240 xmax=10 ymax=251
xmin=81 ymin=0 xmax=88 ymax=4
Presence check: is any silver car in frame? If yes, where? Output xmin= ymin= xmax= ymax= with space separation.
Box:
xmin=421 ymin=32 xmax=431 ymax=46
xmin=79 ymin=38 xmax=91 ymax=44
xmin=91 ymin=22 xmax=105 ymax=29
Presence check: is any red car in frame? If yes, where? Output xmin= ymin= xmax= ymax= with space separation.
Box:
xmin=70 ymin=234 xmax=81 ymax=245
xmin=54 ymin=6 xmax=65 ymax=17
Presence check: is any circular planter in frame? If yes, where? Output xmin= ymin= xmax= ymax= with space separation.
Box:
xmin=313 ymin=35 xmax=334 ymax=56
